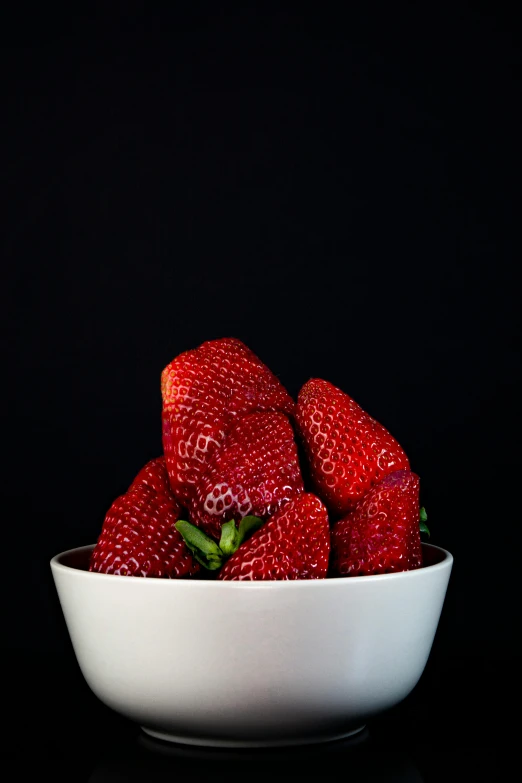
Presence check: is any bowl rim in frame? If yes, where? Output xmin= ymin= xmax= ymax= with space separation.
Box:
xmin=50 ymin=542 xmax=453 ymax=587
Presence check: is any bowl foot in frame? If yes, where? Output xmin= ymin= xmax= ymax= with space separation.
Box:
xmin=140 ymin=724 xmax=366 ymax=748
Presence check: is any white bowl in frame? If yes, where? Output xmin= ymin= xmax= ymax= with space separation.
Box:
xmin=50 ymin=543 xmax=452 ymax=748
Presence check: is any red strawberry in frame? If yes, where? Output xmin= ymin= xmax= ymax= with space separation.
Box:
xmin=161 ymin=338 xmax=295 ymax=507
xmin=89 ymin=458 xmax=200 ymax=578
xmin=129 ymin=456 xmax=172 ymax=496
xmin=217 ymin=493 xmax=330 ymax=581
xmin=295 ymin=378 xmax=410 ymax=517
xmin=190 ymin=411 xmax=304 ymax=539
xmin=331 ymin=469 xmax=422 ymax=576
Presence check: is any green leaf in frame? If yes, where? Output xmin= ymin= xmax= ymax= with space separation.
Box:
xmin=175 ymin=520 xmax=224 ymax=570
xmin=219 ymin=519 xmax=241 ymax=557
xmin=419 ymin=507 xmax=430 ymax=537
xmin=218 ymin=516 xmax=264 ymax=556
xmin=237 ymin=515 xmax=264 ymax=546
xmin=175 ymin=515 xmax=265 ymax=571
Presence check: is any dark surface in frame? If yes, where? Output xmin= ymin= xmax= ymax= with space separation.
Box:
xmin=6 ymin=647 xmax=516 ymax=781
xmin=2 ymin=2 xmax=519 ymax=778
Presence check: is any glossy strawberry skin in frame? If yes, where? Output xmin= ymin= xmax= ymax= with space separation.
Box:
xmin=190 ymin=411 xmax=304 ymax=540
xmin=331 ymin=469 xmax=422 ymax=576
xmin=89 ymin=458 xmax=200 ymax=578
xmin=295 ymin=378 xmax=410 ymax=517
xmin=218 ymin=493 xmax=330 ymax=581
xmin=161 ymin=338 xmax=295 ymax=508
xmin=129 ymin=456 xmax=172 ymax=496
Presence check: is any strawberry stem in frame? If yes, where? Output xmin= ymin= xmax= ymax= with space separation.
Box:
xmin=219 ymin=520 xmax=240 ymax=557
xmin=176 ymin=516 xmax=264 ymax=571
xmin=175 ymin=520 xmax=224 ymax=570
xmin=237 ymin=515 xmax=264 ymax=543
xmin=419 ymin=507 xmax=430 ymax=537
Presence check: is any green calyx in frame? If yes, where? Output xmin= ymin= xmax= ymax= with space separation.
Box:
xmin=175 ymin=515 xmax=264 ymax=570
xmin=419 ymin=506 xmax=430 ymax=537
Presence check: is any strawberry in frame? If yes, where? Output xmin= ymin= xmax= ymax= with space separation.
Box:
xmin=161 ymin=338 xmax=295 ymax=508
xmin=295 ymin=378 xmax=410 ymax=517
xmin=89 ymin=458 xmax=200 ymax=578
xmin=176 ymin=493 xmax=329 ymax=581
xmin=128 ymin=455 xmax=172 ymax=496
xmin=218 ymin=493 xmax=330 ymax=580
xmin=331 ymin=469 xmax=422 ymax=576
xmin=189 ymin=411 xmax=304 ymax=540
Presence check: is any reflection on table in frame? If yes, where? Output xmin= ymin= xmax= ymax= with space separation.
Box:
xmin=87 ymin=727 xmax=424 ymax=783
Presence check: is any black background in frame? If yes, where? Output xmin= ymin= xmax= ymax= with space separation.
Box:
xmin=3 ymin=2 xmax=520 ymax=779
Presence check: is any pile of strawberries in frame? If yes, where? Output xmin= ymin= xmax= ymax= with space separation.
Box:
xmin=90 ymin=338 xmax=428 ymax=581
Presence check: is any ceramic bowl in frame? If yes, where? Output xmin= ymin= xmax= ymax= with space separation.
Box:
xmin=50 ymin=542 xmax=452 ymax=747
